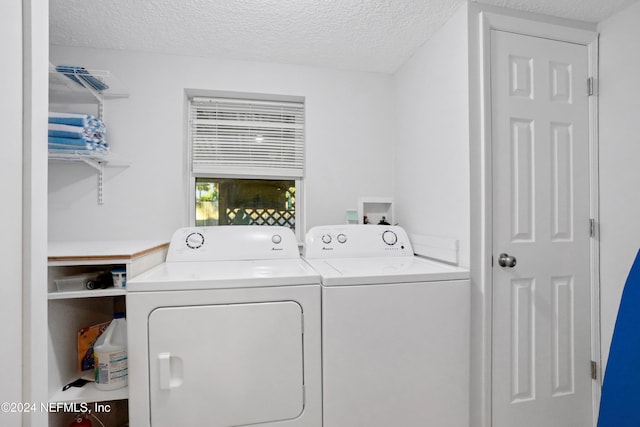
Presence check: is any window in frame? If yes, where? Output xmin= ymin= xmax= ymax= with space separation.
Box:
xmin=195 ymin=178 xmax=296 ymax=227
xmin=188 ymin=94 xmax=305 ymax=238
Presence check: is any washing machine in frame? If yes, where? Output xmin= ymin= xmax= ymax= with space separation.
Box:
xmin=127 ymin=226 xmax=322 ymax=427
xmin=304 ymin=225 xmax=470 ymax=427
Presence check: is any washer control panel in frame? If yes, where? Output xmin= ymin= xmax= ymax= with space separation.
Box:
xmin=166 ymin=226 xmax=300 ymax=262
xmin=304 ymin=225 xmax=413 ymax=259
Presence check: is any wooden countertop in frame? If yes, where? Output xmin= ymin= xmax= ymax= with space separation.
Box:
xmin=48 ymin=240 xmax=169 ymax=262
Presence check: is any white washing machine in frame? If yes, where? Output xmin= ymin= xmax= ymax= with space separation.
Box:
xmin=127 ymin=226 xmax=322 ymax=427
xmin=304 ymin=225 xmax=470 ymax=427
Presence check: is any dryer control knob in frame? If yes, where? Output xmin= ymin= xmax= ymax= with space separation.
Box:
xmin=322 ymin=234 xmax=332 ymax=244
xmin=382 ymin=230 xmax=397 ymax=246
xmin=186 ymin=232 xmax=205 ymax=249
xmin=272 ymin=234 xmax=282 ymax=244
xmin=337 ymin=233 xmax=347 ymax=244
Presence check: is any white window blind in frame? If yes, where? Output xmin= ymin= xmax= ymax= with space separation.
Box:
xmin=189 ymin=97 xmax=305 ymax=178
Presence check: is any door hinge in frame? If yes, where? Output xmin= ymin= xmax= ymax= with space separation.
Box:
xmin=591 ymin=360 xmax=598 ymax=380
xmin=587 ymin=77 xmax=595 ymax=96
xmin=590 ymin=218 xmax=598 ymax=238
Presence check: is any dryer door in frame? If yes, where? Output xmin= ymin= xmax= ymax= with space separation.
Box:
xmin=148 ymin=301 xmax=304 ymax=426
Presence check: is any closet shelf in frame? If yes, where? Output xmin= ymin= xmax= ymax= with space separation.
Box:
xmin=50 ymin=382 xmax=128 ymax=404
xmin=48 ymin=65 xmax=129 ymax=204
xmin=48 ymin=150 xmax=129 ymax=169
xmin=48 ymin=288 xmax=127 ymax=301
xmin=49 ymin=66 xmax=129 ymax=105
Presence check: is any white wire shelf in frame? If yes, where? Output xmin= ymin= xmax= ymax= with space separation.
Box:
xmin=48 ymin=149 xmax=109 ymax=167
xmin=49 ymin=65 xmax=129 ymax=105
xmin=48 ymin=64 xmax=130 ymax=205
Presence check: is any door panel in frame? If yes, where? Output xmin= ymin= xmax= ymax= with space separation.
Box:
xmin=148 ymin=301 xmax=304 ymax=427
xmin=491 ymin=30 xmax=592 ymax=427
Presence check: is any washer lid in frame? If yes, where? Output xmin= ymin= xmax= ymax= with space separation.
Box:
xmin=304 ymin=256 xmax=469 ymax=286
xmin=127 ymin=259 xmax=320 ymax=291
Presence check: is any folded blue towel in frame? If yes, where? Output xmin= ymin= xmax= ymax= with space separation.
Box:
xmin=48 ymin=112 xmax=109 ymax=153
xmin=48 ymin=143 xmax=91 ymax=151
xmin=48 ymin=142 xmax=109 ymax=152
xmin=48 ymin=123 xmax=83 ymax=139
xmin=48 ymin=123 xmax=105 ymax=140
xmin=49 ymin=140 xmax=91 ymax=147
xmin=49 ymin=111 xmax=100 ymax=125
xmin=49 ymin=113 xmax=105 ymax=133
xmin=49 ymin=112 xmax=93 ymax=127
xmin=55 ymin=65 xmax=109 ymax=91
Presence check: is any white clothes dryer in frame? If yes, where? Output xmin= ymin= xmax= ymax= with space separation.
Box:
xmin=127 ymin=226 xmax=321 ymax=427
xmin=304 ymin=225 xmax=470 ymax=427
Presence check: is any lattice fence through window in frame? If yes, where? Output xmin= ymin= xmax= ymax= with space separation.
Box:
xmin=226 ymin=208 xmax=295 ymax=229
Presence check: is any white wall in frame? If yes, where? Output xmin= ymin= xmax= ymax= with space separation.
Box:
xmin=48 ymin=47 xmax=394 ymax=241
xmin=392 ymin=3 xmax=470 ymax=267
xmin=598 ymin=0 xmax=640 ymax=373
xmin=0 ymin=1 xmax=23 ymax=425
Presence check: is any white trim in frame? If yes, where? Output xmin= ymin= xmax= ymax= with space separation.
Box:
xmin=2 ymin=0 xmax=23 ymax=423
xmin=186 ymin=93 xmax=195 ymax=227
xmin=480 ymin=11 xmax=596 ymax=45
xmin=294 ymin=178 xmax=304 ymax=242
xmin=587 ymin=36 xmax=602 ymax=427
xmin=470 ymin=5 xmax=600 ymax=427
xmin=22 ymin=0 xmax=49 ymax=425
xmin=410 ymin=233 xmax=459 ymax=265
xmin=185 ymin=88 xmax=304 ymax=105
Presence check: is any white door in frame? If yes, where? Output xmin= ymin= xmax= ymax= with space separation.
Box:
xmin=148 ymin=301 xmax=304 ymax=427
xmin=491 ymin=30 xmax=592 ymax=427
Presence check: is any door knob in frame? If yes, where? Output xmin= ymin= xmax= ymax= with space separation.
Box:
xmin=498 ymin=253 xmax=517 ymax=268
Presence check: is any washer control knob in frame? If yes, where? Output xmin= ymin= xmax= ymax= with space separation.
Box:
xmin=186 ymin=232 xmax=205 ymax=249
xmin=322 ymin=234 xmax=332 ymax=244
xmin=272 ymin=234 xmax=282 ymax=244
xmin=337 ymin=233 xmax=347 ymax=244
xmin=382 ymin=230 xmax=397 ymax=246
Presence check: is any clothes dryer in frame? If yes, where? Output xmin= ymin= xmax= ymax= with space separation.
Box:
xmin=127 ymin=226 xmax=321 ymax=427
xmin=304 ymin=224 xmax=470 ymax=427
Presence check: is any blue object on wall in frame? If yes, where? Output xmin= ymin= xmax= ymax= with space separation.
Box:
xmin=598 ymin=249 xmax=640 ymax=426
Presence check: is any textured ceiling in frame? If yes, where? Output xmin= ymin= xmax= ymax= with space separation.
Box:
xmin=49 ymin=0 xmax=637 ymax=74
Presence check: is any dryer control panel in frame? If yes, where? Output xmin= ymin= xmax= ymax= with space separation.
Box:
xmin=166 ymin=226 xmax=300 ymax=262
xmin=304 ymin=225 xmax=413 ymax=259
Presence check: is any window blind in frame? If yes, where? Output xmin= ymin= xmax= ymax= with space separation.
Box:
xmin=189 ymin=97 xmax=305 ymax=178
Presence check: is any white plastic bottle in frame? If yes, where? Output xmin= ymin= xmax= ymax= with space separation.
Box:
xmin=94 ymin=312 xmax=128 ymax=390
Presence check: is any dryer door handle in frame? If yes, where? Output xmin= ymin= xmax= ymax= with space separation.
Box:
xmin=157 ymin=352 xmax=184 ymax=390
xmin=158 ymin=352 xmax=172 ymax=390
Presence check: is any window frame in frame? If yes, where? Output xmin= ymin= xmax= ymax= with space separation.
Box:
xmin=185 ymin=90 xmax=305 ymax=242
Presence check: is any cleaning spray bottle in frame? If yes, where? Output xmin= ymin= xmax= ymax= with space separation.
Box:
xmin=94 ymin=312 xmax=128 ymax=390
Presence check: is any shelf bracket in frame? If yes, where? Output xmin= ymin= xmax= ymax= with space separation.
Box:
xmin=77 ymin=156 xmax=105 ymax=205
xmin=98 ymin=168 xmax=104 ymax=205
